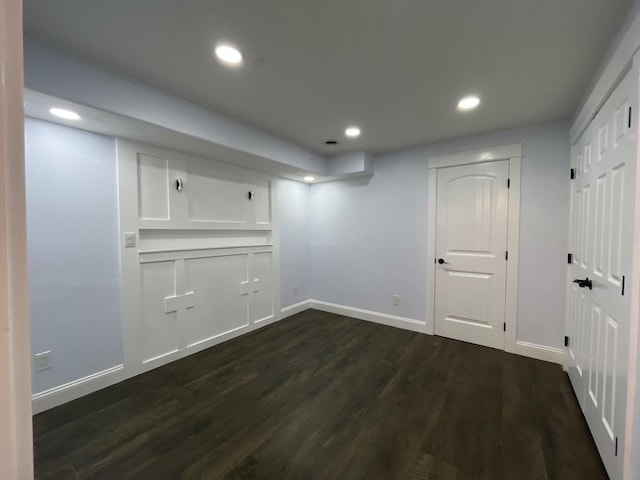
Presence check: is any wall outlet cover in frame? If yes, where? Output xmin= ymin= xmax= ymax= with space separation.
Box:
xmin=34 ymin=350 xmax=52 ymax=372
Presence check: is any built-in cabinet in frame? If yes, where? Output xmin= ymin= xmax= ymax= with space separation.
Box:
xmin=118 ymin=141 xmax=278 ymax=376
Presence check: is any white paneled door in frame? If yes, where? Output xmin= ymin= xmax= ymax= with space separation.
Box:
xmin=567 ymin=70 xmax=636 ymax=480
xmin=434 ymin=160 xmax=509 ymax=349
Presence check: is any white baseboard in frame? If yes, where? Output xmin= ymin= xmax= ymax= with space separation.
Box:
xmin=280 ymin=300 xmax=311 ymax=319
xmin=32 ymin=364 xmax=125 ymax=414
xmin=309 ymin=299 xmax=428 ymax=333
xmin=515 ymin=340 xmax=564 ymax=365
xmin=32 ymin=306 xmax=562 ymax=415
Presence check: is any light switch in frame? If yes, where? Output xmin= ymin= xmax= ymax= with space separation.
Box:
xmin=124 ymin=232 xmax=136 ymax=248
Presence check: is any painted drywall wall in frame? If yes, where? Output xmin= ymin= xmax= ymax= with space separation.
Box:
xmin=279 ymin=179 xmax=310 ymax=308
xmin=26 ymin=118 xmax=123 ymax=394
xmin=309 ymin=157 xmax=428 ymax=321
xmin=309 ymin=121 xmax=570 ymax=349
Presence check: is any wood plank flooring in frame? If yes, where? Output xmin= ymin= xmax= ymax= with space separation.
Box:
xmin=33 ymin=309 xmax=607 ymax=479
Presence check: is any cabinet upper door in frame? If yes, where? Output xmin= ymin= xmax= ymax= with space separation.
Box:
xmin=135 ymin=151 xmax=273 ymax=229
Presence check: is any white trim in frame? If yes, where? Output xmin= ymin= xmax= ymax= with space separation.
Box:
xmin=427 ymin=143 xmax=523 ymax=169
xmin=32 ymin=365 xmax=126 ymax=414
xmin=570 ymin=12 xmax=640 ymax=143
xmin=271 ymin=179 xmax=282 ymax=326
xmin=281 ymin=300 xmax=311 ymax=318
xmin=309 ymin=299 xmax=428 ymax=333
xmin=504 ymin=157 xmax=521 ymax=354
xmin=514 ymin=341 xmax=564 ymax=365
xmin=0 ymin=1 xmax=32 ymax=476
xmin=426 ymin=171 xmax=437 ymax=335
xmin=309 ymin=300 xmax=562 ymax=365
xmin=426 ymin=144 xmax=522 ymax=355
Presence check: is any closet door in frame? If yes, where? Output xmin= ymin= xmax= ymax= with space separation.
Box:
xmin=567 ymin=70 xmax=637 ymax=479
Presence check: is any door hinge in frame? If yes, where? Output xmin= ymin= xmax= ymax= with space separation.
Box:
xmin=567 ymin=253 xmax=573 ymax=264
xmin=507 ymin=178 xmax=511 ymax=188
xmin=503 ymin=322 xmax=506 ymax=332
xmin=570 ymin=168 xmax=576 ymax=179
xmin=622 ymin=275 xmax=625 ymax=296
xmin=615 ymin=437 xmax=619 ymax=456
xmin=629 ymin=107 xmax=632 ymax=129
xmin=564 ymin=336 xmax=569 ymax=347
xmin=505 ymin=251 xmax=508 ymax=261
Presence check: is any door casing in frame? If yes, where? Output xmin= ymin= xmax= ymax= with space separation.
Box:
xmin=427 ymin=144 xmax=522 ymax=354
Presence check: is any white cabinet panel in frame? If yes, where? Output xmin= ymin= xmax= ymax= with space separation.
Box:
xmin=137 ymin=154 xmax=170 ymax=221
xmin=140 ymin=261 xmax=178 ymax=362
xmin=186 ymin=164 xmax=246 ymax=224
xmin=251 ymin=252 xmax=274 ymax=322
xmin=184 ymin=254 xmax=249 ymax=346
xmin=254 ymin=179 xmax=271 ymax=225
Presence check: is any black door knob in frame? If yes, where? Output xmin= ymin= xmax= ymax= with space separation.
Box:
xmin=438 ymin=258 xmax=448 ymax=265
xmin=573 ymin=277 xmax=593 ymax=290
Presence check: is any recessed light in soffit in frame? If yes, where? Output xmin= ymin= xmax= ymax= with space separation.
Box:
xmin=49 ymin=107 xmax=81 ymax=120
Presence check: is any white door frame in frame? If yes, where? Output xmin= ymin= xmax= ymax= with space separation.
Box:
xmin=426 ymin=143 xmax=522 ymax=354
xmin=0 ymin=0 xmax=34 ymax=477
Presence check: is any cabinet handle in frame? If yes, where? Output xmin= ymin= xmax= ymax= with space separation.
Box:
xmin=248 ymin=190 xmax=254 ymax=200
xmin=176 ymin=178 xmax=184 ymax=192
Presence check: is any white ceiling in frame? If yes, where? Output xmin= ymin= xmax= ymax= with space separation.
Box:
xmin=23 ymin=0 xmax=633 ymax=155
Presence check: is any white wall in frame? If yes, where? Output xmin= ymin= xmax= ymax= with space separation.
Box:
xmin=25 ymin=118 xmax=123 ymax=395
xmin=279 ymin=179 xmax=310 ymax=308
xmin=309 ymin=158 xmax=428 ymax=321
xmin=309 ymin=121 xmax=570 ymax=349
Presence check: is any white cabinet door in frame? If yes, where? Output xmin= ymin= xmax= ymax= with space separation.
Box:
xmin=250 ymin=252 xmax=274 ymax=323
xmin=567 ymin=70 xmax=636 ymax=480
xmin=137 ymin=153 xmax=171 ymax=222
xmin=184 ymin=254 xmax=249 ymax=347
xmin=134 ymin=148 xmax=273 ymax=229
xmin=434 ymin=160 xmax=509 ymax=350
xmin=186 ymin=163 xmax=248 ymax=224
xmin=140 ymin=261 xmax=178 ymax=362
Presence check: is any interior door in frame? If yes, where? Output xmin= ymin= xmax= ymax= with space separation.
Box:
xmin=434 ymin=160 xmax=509 ymax=350
xmin=567 ymin=70 xmax=636 ymax=479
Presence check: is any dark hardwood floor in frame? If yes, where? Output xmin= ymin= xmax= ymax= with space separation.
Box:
xmin=33 ymin=309 xmax=607 ymax=479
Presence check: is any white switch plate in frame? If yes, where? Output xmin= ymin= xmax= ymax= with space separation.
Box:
xmin=124 ymin=232 xmax=136 ymax=248
xmin=393 ymin=295 xmax=400 ymax=306
xmin=34 ymin=350 xmax=52 ymax=372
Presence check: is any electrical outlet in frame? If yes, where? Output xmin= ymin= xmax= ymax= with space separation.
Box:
xmin=393 ymin=295 xmax=400 ymax=306
xmin=124 ymin=232 xmax=136 ymax=248
xmin=293 ymin=285 xmax=299 ymax=296
xmin=34 ymin=351 xmax=52 ymax=372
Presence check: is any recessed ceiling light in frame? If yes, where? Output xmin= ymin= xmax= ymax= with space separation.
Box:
xmin=457 ymin=96 xmax=481 ymax=111
xmin=49 ymin=108 xmax=81 ymax=120
xmin=304 ymin=176 xmax=315 ymax=182
xmin=345 ymin=126 xmax=361 ymax=138
xmin=214 ymin=44 xmax=243 ymax=66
